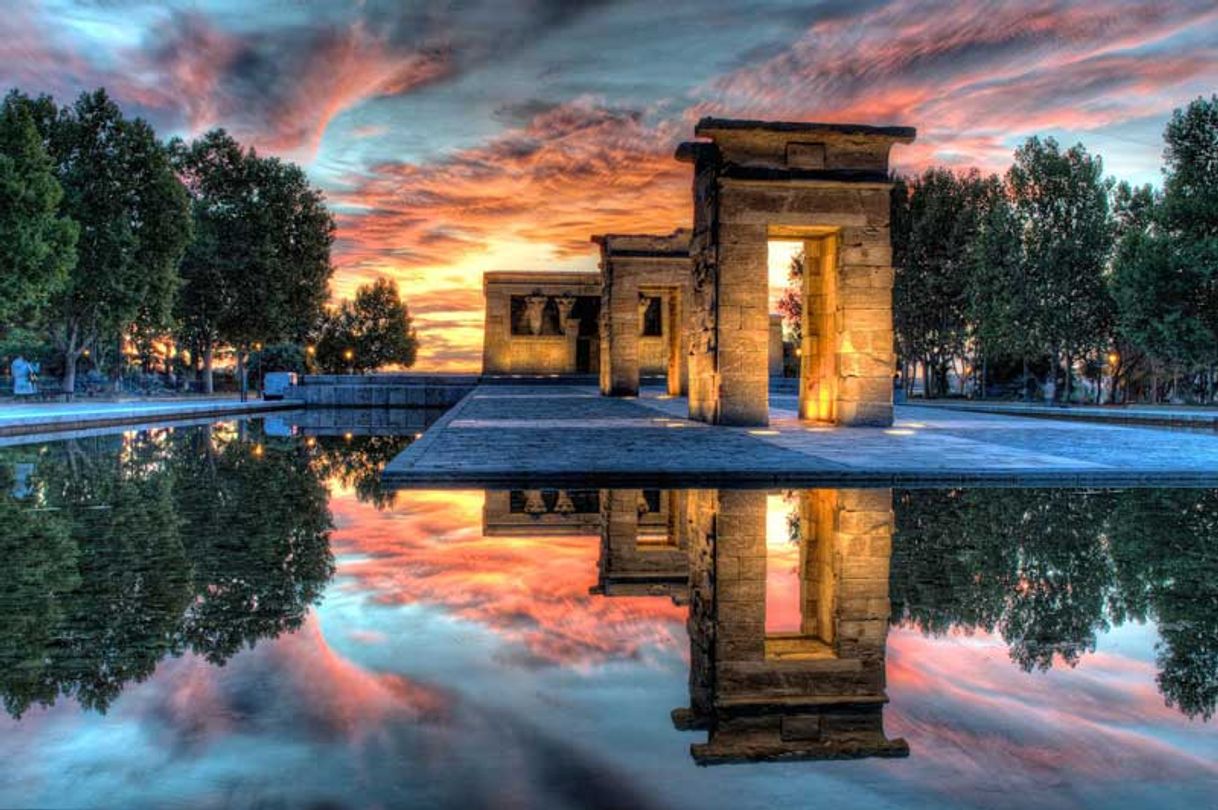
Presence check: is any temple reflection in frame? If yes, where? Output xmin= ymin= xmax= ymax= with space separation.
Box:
xmin=492 ymin=485 xmax=909 ymax=764
xmin=672 ymin=489 xmax=908 ymax=764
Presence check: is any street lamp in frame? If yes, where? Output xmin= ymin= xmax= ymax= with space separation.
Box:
xmin=343 ymin=348 xmax=354 ymax=375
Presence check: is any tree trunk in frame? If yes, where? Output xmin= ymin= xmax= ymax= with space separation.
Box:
xmin=921 ymin=361 xmax=931 ymax=400
xmin=202 ymin=343 xmax=215 ymax=394
xmin=1021 ymin=356 xmax=1029 ymax=402
xmin=1063 ymin=352 xmax=1073 ymax=405
xmin=61 ymin=326 xmax=79 ymax=400
xmin=237 ymin=350 xmax=248 ymax=402
xmin=111 ymin=334 xmax=123 ymax=394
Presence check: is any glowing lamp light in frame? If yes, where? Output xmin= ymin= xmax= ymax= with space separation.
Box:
xmin=306 ymin=345 xmax=316 ymax=356
xmin=343 ymin=348 xmax=354 ymax=361
xmin=1107 ymin=352 xmax=1120 ymax=366
xmin=252 ymin=443 xmax=264 ymax=457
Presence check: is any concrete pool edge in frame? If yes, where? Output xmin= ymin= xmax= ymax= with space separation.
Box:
xmin=0 ymin=398 xmax=303 ymax=437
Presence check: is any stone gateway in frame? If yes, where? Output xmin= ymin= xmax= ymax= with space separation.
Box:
xmin=479 ymin=116 xmax=913 ymax=428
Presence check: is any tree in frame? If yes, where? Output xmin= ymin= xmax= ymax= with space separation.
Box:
xmin=170 ymin=130 xmax=242 ymax=393
xmin=316 ymin=278 xmax=418 ymax=373
xmin=893 ymin=168 xmax=997 ymax=397
xmin=1109 ymin=98 xmax=1218 ymax=404
xmin=1007 ymin=137 xmax=1114 ymax=403
xmin=13 ymin=89 xmax=192 ymax=396
xmin=967 ymin=188 xmax=1032 ymax=397
xmin=0 ymin=92 xmax=76 ymax=334
xmin=775 ymin=250 xmax=804 ymax=342
xmin=171 ymin=130 xmax=334 ymax=395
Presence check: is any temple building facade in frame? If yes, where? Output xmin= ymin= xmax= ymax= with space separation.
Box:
xmin=481 ymin=271 xmax=603 ymax=376
xmin=481 ymin=116 xmax=912 ymax=428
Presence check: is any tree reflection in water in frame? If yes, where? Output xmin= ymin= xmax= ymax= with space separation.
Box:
xmin=891 ymin=487 xmax=1218 ymax=720
xmin=0 ymin=426 xmax=334 ymax=718
xmin=309 ymin=433 xmax=415 ymax=510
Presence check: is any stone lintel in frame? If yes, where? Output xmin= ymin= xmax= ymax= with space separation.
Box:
xmin=593 ymin=228 xmax=691 ymax=257
xmin=483 ymin=270 xmax=601 ymax=292
xmin=684 ymin=118 xmax=916 ymax=178
xmin=694 ymin=118 xmax=916 ymax=142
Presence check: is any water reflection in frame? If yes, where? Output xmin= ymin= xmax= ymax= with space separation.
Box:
xmin=0 ymin=425 xmax=341 ymax=718
xmin=486 ymin=484 xmax=1218 ymax=746
xmin=1 ymin=425 xmax=1216 ymax=806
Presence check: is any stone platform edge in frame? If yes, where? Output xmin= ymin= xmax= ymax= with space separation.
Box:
xmin=916 ymin=401 xmax=1218 ymax=429
xmin=381 ymin=467 xmax=1218 ymax=490
xmin=382 ymin=388 xmax=480 ymax=477
xmin=0 ymin=399 xmax=301 ymax=437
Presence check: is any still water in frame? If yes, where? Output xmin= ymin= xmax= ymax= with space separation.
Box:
xmin=0 ymin=417 xmax=1215 ymax=809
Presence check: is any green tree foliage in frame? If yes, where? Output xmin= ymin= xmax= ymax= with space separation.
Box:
xmin=967 ymin=190 xmax=1030 ymax=392
xmin=171 ymin=129 xmax=334 ymax=394
xmin=893 ymin=168 xmax=1000 ymax=397
xmin=0 ymin=92 xmax=76 ymax=333
xmin=1006 ymin=137 xmax=1114 ymax=401
xmin=310 ymin=433 xmax=416 ymax=509
xmin=1111 ymin=97 xmax=1218 ymax=402
xmin=316 ymin=278 xmax=418 ymax=373
xmin=11 ymin=89 xmax=192 ymax=395
xmin=250 ymin=342 xmax=308 ymax=375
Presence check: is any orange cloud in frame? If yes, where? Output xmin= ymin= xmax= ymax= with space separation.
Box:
xmin=330 ymin=98 xmax=691 ymax=369
xmin=327 ymin=489 xmax=687 ymax=667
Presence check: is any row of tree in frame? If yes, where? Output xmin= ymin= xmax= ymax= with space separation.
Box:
xmin=891 ymin=95 xmax=1217 ymax=402
xmin=776 ymin=95 xmax=1217 ymax=403
xmin=0 ymin=88 xmax=418 ymax=396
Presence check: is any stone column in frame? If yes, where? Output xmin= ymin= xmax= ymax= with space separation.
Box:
xmin=555 ymin=294 xmax=576 ymax=334
xmin=836 ymin=215 xmax=896 ymax=426
xmin=604 ymin=275 xmax=640 ymax=396
xmin=714 ymin=222 xmax=772 ymax=425
xmin=481 ymin=287 xmax=512 ymax=374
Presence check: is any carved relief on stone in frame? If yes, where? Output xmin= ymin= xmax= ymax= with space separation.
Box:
xmin=553 ymin=490 xmax=576 ymax=515
xmin=524 ymin=293 xmax=549 ymax=336
xmin=523 ymin=489 xmax=547 ymax=515
xmin=555 ymin=293 xmax=577 ymax=335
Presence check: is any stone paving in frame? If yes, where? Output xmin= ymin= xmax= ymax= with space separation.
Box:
xmin=382 ymin=384 xmax=1218 ymax=487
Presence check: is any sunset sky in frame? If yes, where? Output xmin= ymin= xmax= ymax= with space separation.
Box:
xmin=4 ymin=1 xmax=1216 ymax=369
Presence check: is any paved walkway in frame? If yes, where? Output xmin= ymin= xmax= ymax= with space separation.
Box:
xmin=383 ymin=384 xmax=1218 ymax=487
xmin=0 ymin=397 xmax=301 ymax=436
xmin=915 ymin=400 xmax=1218 ymax=429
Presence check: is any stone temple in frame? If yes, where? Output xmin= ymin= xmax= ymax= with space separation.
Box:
xmin=481 ymin=117 xmax=913 ymax=427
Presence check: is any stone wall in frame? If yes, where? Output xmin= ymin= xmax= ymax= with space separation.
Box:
xmin=482 ymin=271 xmax=602 ymax=375
xmin=592 ymin=489 xmax=688 ymax=601
xmin=286 ymin=374 xmax=477 ymax=408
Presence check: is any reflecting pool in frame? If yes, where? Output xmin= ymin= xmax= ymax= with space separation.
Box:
xmin=0 ymin=419 xmax=1215 ymax=808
